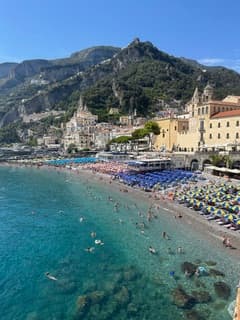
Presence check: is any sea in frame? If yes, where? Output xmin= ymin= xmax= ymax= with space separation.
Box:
xmin=0 ymin=166 xmax=239 ymax=320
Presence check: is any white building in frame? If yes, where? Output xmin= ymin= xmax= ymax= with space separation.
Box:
xmin=62 ymin=96 xmax=98 ymax=150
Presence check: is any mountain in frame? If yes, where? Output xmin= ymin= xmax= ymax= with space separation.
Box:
xmin=0 ymin=38 xmax=240 ymax=133
xmin=0 ymin=62 xmax=18 ymax=80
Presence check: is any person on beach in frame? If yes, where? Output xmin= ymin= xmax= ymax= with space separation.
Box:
xmin=225 ymin=237 xmax=233 ymax=248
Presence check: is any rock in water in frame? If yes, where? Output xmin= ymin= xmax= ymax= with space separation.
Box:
xmin=172 ymin=287 xmax=196 ymax=308
xmin=214 ymin=281 xmax=231 ymax=300
xmin=209 ymin=269 xmax=225 ymax=277
xmin=181 ymin=262 xmax=197 ymax=277
xmin=191 ymin=290 xmax=211 ymax=303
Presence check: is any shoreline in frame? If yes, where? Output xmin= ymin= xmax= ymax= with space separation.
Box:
xmin=2 ymin=161 xmax=240 ymax=257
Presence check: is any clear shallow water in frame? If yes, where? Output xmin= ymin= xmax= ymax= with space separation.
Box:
xmin=0 ymin=167 xmax=239 ymax=320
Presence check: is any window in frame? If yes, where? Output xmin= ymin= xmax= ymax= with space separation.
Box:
xmin=202 ymin=107 xmax=204 ymax=114
xmin=218 ymin=122 xmax=221 ymax=128
xmin=236 ymin=121 xmax=239 ymax=127
xmin=209 ymin=133 xmax=212 ymax=139
xmin=226 ymin=133 xmax=229 ymax=139
xmin=226 ymin=121 xmax=230 ymax=127
xmin=236 ymin=132 xmax=239 ymax=139
xmin=174 ymin=126 xmax=177 ymax=130
xmin=213 ymin=107 xmax=216 ymax=113
xmin=183 ymin=126 xmax=185 ymax=130
xmin=206 ymin=106 xmax=209 ymax=114
xmin=162 ymin=134 xmax=165 ymax=138
xmin=218 ymin=133 xmax=221 ymax=139
xmin=209 ymin=123 xmax=212 ymax=129
xmin=198 ymin=108 xmax=200 ymax=115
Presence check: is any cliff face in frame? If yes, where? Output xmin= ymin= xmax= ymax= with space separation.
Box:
xmin=0 ymin=63 xmax=18 ymax=79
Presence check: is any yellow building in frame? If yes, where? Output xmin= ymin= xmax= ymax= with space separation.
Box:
xmin=154 ymin=117 xmax=188 ymax=151
xmin=154 ymin=85 xmax=240 ymax=152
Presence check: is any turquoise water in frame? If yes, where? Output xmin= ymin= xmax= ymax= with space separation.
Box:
xmin=0 ymin=166 xmax=239 ymax=320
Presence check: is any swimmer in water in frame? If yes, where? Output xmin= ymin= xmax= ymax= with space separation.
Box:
xmin=95 ymin=239 xmax=104 ymax=245
xmin=79 ymin=217 xmax=84 ymax=223
xmin=90 ymin=232 xmax=96 ymax=238
xmin=85 ymin=247 xmax=95 ymax=253
xmin=149 ymin=246 xmax=157 ymax=254
xmin=45 ymin=272 xmax=58 ymax=281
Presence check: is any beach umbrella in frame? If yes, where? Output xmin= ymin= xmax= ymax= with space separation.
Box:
xmin=233 ymin=196 xmax=240 ymax=203
xmin=221 ymin=202 xmax=231 ymax=210
xmin=224 ymin=213 xmax=237 ymax=222
xmin=214 ymin=208 xmax=225 ymax=216
xmin=231 ymin=205 xmax=240 ymax=213
xmin=206 ymin=206 xmax=215 ymax=213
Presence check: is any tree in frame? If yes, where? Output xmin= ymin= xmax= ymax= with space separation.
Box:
xmin=110 ymin=136 xmax=132 ymax=144
xmin=67 ymin=143 xmax=78 ymax=154
xmin=28 ymin=136 xmax=38 ymax=147
xmin=144 ymin=121 xmax=160 ymax=135
xmin=131 ymin=128 xmax=149 ymax=140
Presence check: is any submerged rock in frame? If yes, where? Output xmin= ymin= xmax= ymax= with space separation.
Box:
xmin=123 ymin=267 xmax=139 ymax=282
xmin=185 ymin=309 xmax=206 ymax=320
xmin=205 ymin=260 xmax=217 ymax=266
xmin=191 ymin=290 xmax=211 ymax=303
xmin=209 ymin=269 xmax=225 ymax=277
xmin=114 ymin=286 xmax=130 ymax=306
xmin=127 ymin=302 xmax=138 ymax=316
xmin=181 ymin=262 xmax=197 ymax=277
xmin=214 ymin=281 xmax=231 ymax=300
xmin=172 ymin=286 xmax=196 ymax=309
xmin=75 ymin=295 xmax=90 ymax=318
xmin=88 ymin=290 xmax=105 ymax=304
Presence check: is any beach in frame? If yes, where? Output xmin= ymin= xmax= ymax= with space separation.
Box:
xmin=1 ymin=162 xmax=240 ymax=319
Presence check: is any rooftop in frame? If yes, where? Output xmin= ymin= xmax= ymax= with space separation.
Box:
xmin=211 ymin=109 xmax=240 ymax=119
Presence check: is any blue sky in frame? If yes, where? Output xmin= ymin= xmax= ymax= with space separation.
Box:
xmin=0 ymin=0 xmax=240 ymax=72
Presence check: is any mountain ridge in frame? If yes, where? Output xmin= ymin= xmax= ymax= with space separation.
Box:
xmin=0 ymin=39 xmax=240 ymax=131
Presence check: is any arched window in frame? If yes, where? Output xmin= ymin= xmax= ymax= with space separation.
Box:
xmin=218 ymin=122 xmax=221 ymax=128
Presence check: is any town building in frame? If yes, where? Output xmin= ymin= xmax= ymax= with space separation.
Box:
xmin=62 ymin=96 xmax=98 ymax=150
xmin=154 ymin=85 xmax=240 ymax=152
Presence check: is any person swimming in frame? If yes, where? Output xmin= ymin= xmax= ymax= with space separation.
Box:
xmin=95 ymin=239 xmax=104 ymax=245
xmin=149 ymin=246 xmax=157 ymax=254
xmin=90 ymin=232 xmax=96 ymax=238
xmin=79 ymin=217 xmax=85 ymax=223
xmin=45 ymin=272 xmax=58 ymax=281
xmin=85 ymin=247 xmax=95 ymax=253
